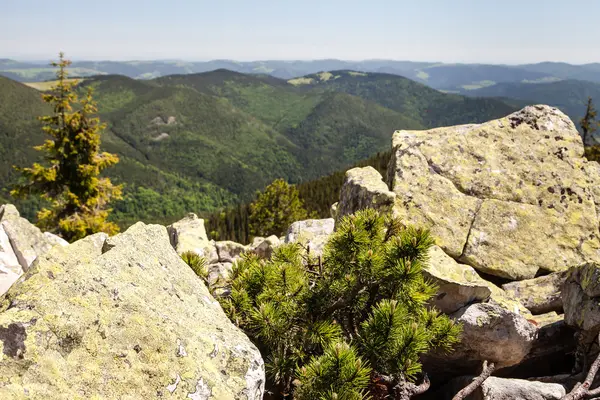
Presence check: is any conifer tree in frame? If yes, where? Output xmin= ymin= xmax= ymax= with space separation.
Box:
xmin=220 ymin=209 xmax=461 ymax=399
xmin=248 ymin=178 xmax=311 ymax=237
xmin=11 ymin=53 xmax=122 ymax=242
xmin=580 ymin=97 xmax=598 ymax=146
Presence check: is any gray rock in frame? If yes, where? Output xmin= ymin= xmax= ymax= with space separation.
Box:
xmin=336 ymin=166 xmax=396 ymax=220
xmin=563 ymin=263 xmax=600 ymax=332
xmin=437 ymin=376 xmax=565 ymax=400
xmin=387 ymin=105 xmax=600 ymax=280
xmin=215 ymin=241 xmax=247 ymax=263
xmin=424 ymin=245 xmax=491 ymax=314
xmin=285 ymin=218 xmax=335 ymax=257
xmin=502 ymin=272 xmax=567 ymax=315
xmin=0 ymin=222 xmax=265 ymax=399
xmin=207 ymin=262 xmax=233 ymax=288
xmin=450 ymin=303 xmax=537 ymax=368
xmin=252 ymin=235 xmax=280 ymax=259
xmin=167 ymin=213 xmax=212 ymax=257
xmin=0 ymin=204 xmax=55 ymax=271
xmin=43 ymin=232 xmax=69 ymax=248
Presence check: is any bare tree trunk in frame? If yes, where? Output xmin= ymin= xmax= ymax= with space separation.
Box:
xmin=562 ymin=334 xmax=600 ymax=400
xmin=452 ymin=360 xmax=496 ymax=400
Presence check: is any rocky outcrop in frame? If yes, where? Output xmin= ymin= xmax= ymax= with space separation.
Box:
xmin=502 ymin=272 xmax=567 ymax=315
xmin=167 ymin=213 xmax=212 ymax=258
xmin=215 ymin=240 xmax=247 ymax=263
xmin=388 ymin=105 xmax=600 ymax=280
xmin=0 ymin=205 xmax=66 ymax=297
xmin=424 ymin=246 xmax=530 ymax=316
xmin=424 ymin=246 xmax=491 ymax=314
xmin=285 ymin=218 xmax=334 ymax=257
xmin=336 ymin=166 xmax=396 ymax=221
xmin=563 ymin=263 xmax=600 ymax=332
xmin=251 ymin=235 xmax=280 ymax=259
xmin=434 ymin=376 xmax=566 ymax=400
xmin=0 ymin=204 xmax=56 ymax=271
xmin=0 ymin=222 xmax=265 ymax=399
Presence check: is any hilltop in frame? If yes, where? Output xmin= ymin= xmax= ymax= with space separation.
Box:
xmin=4 ymin=58 xmax=600 ymax=91
xmin=0 ymin=70 xmax=518 ymax=226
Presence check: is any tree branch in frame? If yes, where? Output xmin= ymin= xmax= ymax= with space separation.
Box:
xmin=452 ymin=360 xmax=496 ymax=400
xmin=562 ymin=333 xmax=600 ymax=400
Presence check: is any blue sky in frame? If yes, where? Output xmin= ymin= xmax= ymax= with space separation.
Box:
xmin=1 ymin=0 xmax=598 ymax=64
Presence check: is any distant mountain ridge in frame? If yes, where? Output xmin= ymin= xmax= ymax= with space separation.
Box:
xmin=3 ymin=58 xmax=600 ymax=92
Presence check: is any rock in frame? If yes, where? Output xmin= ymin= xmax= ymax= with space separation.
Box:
xmin=502 ymin=272 xmax=567 ymax=315
xmin=167 ymin=213 xmax=212 ymax=258
xmin=215 ymin=241 xmax=247 ymax=263
xmin=43 ymin=232 xmax=69 ymax=248
xmin=207 ymin=262 xmax=233 ymax=288
xmin=435 ymin=376 xmax=566 ymax=400
xmin=0 ymin=205 xmax=56 ymax=272
xmin=252 ymin=235 xmax=280 ymax=259
xmin=422 ymin=303 xmax=537 ymax=382
xmin=0 ymin=223 xmax=265 ymax=399
xmin=336 ymin=167 xmax=396 ymax=220
xmin=452 ymin=303 xmax=537 ymax=367
xmin=529 ymin=311 xmax=563 ymax=327
xmin=424 ymin=246 xmax=491 ymax=314
xmin=424 ymin=246 xmax=530 ymax=316
xmin=388 ymin=105 xmax=600 ymax=280
xmin=285 ymin=218 xmax=335 ymax=257
xmin=563 ymin=263 xmax=600 ymax=332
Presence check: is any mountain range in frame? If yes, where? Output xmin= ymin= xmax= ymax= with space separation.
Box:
xmin=0 ymin=69 xmax=517 ymax=226
xmin=3 ymin=59 xmax=600 ymax=92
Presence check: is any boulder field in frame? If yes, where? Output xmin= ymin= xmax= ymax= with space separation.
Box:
xmin=2 ymin=105 xmax=600 ymax=398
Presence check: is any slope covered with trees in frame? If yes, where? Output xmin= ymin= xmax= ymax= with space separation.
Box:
xmin=0 ymin=69 xmax=519 ymax=227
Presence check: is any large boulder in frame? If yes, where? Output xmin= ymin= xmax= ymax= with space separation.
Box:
xmin=502 ymin=272 xmax=567 ymax=315
xmin=450 ymin=303 xmax=538 ymax=368
xmin=336 ymin=166 xmax=396 ymax=221
xmin=424 ymin=246 xmax=530 ymax=316
xmin=285 ymin=218 xmax=335 ymax=257
xmin=424 ymin=246 xmax=491 ymax=314
xmin=434 ymin=376 xmax=566 ymax=400
xmin=167 ymin=213 xmax=213 ymax=259
xmin=387 ymin=105 xmax=600 ymax=280
xmin=251 ymin=235 xmax=280 ymax=259
xmin=0 ymin=204 xmax=55 ymax=271
xmin=423 ymin=302 xmax=538 ymax=382
xmin=563 ymin=263 xmax=600 ymax=332
xmin=215 ymin=240 xmax=247 ymax=263
xmin=0 ymin=223 xmax=265 ymax=399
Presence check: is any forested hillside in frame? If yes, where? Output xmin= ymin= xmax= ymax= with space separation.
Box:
xmin=0 ymin=70 xmax=518 ymax=227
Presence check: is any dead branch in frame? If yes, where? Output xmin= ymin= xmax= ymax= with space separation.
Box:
xmin=562 ymin=333 xmax=600 ymax=400
xmin=452 ymin=360 xmax=496 ymax=400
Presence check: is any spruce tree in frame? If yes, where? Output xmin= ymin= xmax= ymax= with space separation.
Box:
xmin=580 ymin=97 xmax=598 ymax=146
xmin=11 ymin=53 xmax=122 ymax=242
xmin=248 ymin=178 xmax=311 ymax=237
xmin=220 ymin=209 xmax=461 ymax=399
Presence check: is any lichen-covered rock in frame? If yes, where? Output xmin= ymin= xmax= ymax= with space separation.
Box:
xmin=336 ymin=167 xmax=396 ymax=220
xmin=251 ymin=235 xmax=280 ymax=259
xmin=424 ymin=246 xmax=491 ymax=314
xmin=285 ymin=218 xmax=335 ymax=257
xmin=424 ymin=246 xmax=530 ymax=316
xmin=502 ymin=272 xmax=567 ymax=315
xmin=436 ymin=376 xmax=566 ymax=400
xmin=563 ymin=263 xmax=600 ymax=332
xmin=167 ymin=213 xmax=212 ymax=258
xmin=215 ymin=241 xmax=247 ymax=263
xmin=450 ymin=303 xmax=537 ymax=368
xmin=207 ymin=262 xmax=233 ymax=288
xmin=43 ymin=232 xmax=69 ymax=248
xmin=388 ymin=105 xmax=600 ymax=280
xmin=0 ymin=223 xmax=265 ymax=399
xmin=0 ymin=204 xmax=55 ymax=271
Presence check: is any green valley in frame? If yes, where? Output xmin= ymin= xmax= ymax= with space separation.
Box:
xmin=0 ymin=69 xmax=519 ymax=227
